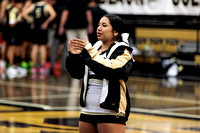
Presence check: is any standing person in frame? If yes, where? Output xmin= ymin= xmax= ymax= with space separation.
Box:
xmin=0 ymin=0 xmax=8 ymax=20
xmin=59 ymin=0 xmax=93 ymax=88
xmin=20 ymin=0 xmax=32 ymax=70
xmin=5 ymin=0 xmax=28 ymax=79
xmin=66 ymin=14 xmax=134 ymax=133
xmin=88 ymin=0 xmax=107 ymax=44
xmin=48 ymin=0 xmax=67 ymax=75
xmin=0 ymin=0 xmax=9 ymax=78
xmin=22 ymin=0 xmax=56 ymax=79
xmin=59 ymin=0 xmax=93 ymax=50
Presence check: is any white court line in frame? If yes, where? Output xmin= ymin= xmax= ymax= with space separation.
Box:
xmin=131 ymin=94 xmax=200 ymax=105
xmin=1 ymin=99 xmax=200 ymax=119
xmin=1 ymin=77 xmax=200 ymax=119
xmin=129 ymin=76 xmax=200 ymax=86
xmin=0 ymin=80 xmax=72 ymax=91
xmin=131 ymin=108 xmax=200 ymax=119
xmin=3 ymin=93 xmax=198 ymax=106
xmin=0 ymin=99 xmax=52 ymax=110
xmin=1 ymin=78 xmax=198 ymax=105
xmin=159 ymin=106 xmax=200 ymax=111
xmin=2 ymin=93 xmax=79 ymax=100
xmin=2 ymin=98 xmax=199 ymax=119
xmin=1 ymin=78 xmax=199 ymax=105
xmin=0 ymin=99 xmax=81 ymax=110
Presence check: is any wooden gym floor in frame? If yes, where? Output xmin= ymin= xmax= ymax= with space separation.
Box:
xmin=0 ymin=71 xmax=200 ymax=133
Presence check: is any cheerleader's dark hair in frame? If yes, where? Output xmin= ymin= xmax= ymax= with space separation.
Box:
xmin=104 ymin=14 xmax=124 ymax=42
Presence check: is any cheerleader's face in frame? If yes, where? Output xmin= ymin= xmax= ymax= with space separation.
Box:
xmin=97 ymin=16 xmax=118 ymax=42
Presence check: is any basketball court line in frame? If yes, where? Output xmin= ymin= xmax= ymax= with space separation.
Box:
xmin=2 ymin=92 xmax=198 ymax=106
xmin=1 ymin=98 xmax=200 ymax=120
xmin=1 ymin=79 xmax=198 ymax=105
xmin=159 ymin=106 xmax=200 ymax=111
xmin=2 ymin=93 xmax=77 ymax=100
xmin=1 ymin=77 xmax=199 ymax=120
xmin=0 ymin=80 xmax=72 ymax=92
xmin=0 ymin=99 xmax=52 ymax=110
xmin=132 ymin=94 xmax=200 ymax=105
xmin=132 ymin=108 xmax=200 ymax=119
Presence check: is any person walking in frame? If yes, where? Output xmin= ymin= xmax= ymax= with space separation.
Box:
xmin=66 ymin=14 xmax=134 ymax=133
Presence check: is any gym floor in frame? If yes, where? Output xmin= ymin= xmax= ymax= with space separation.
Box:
xmin=0 ymin=71 xmax=200 ymax=133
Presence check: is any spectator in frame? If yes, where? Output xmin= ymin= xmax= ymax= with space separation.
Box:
xmin=22 ymin=0 xmax=56 ymax=79
xmin=47 ymin=0 xmax=67 ymax=75
xmin=0 ymin=0 xmax=9 ymax=78
xmin=20 ymin=0 xmax=32 ymax=70
xmin=5 ymin=0 xmax=27 ymax=79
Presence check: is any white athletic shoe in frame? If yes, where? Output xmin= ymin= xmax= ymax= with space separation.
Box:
xmin=6 ymin=65 xmax=18 ymax=79
xmin=166 ymin=63 xmax=178 ymax=77
xmin=16 ymin=66 xmax=28 ymax=78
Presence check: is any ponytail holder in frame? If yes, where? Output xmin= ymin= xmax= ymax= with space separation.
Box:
xmin=121 ymin=33 xmax=129 ymax=44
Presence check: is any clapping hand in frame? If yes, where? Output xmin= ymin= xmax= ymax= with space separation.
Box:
xmin=68 ymin=37 xmax=89 ymax=54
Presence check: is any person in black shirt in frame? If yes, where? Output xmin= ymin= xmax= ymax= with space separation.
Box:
xmin=22 ymin=0 xmax=56 ymax=79
xmin=59 ymin=0 xmax=93 ymax=49
xmin=88 ymin=0 xmax=107 ymax=44
xmin=48 ymin=0 xmax=67 ymax=74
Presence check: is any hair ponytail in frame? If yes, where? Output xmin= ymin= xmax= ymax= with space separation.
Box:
xmin=104 ymin=14 xmax=124 ymax=42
